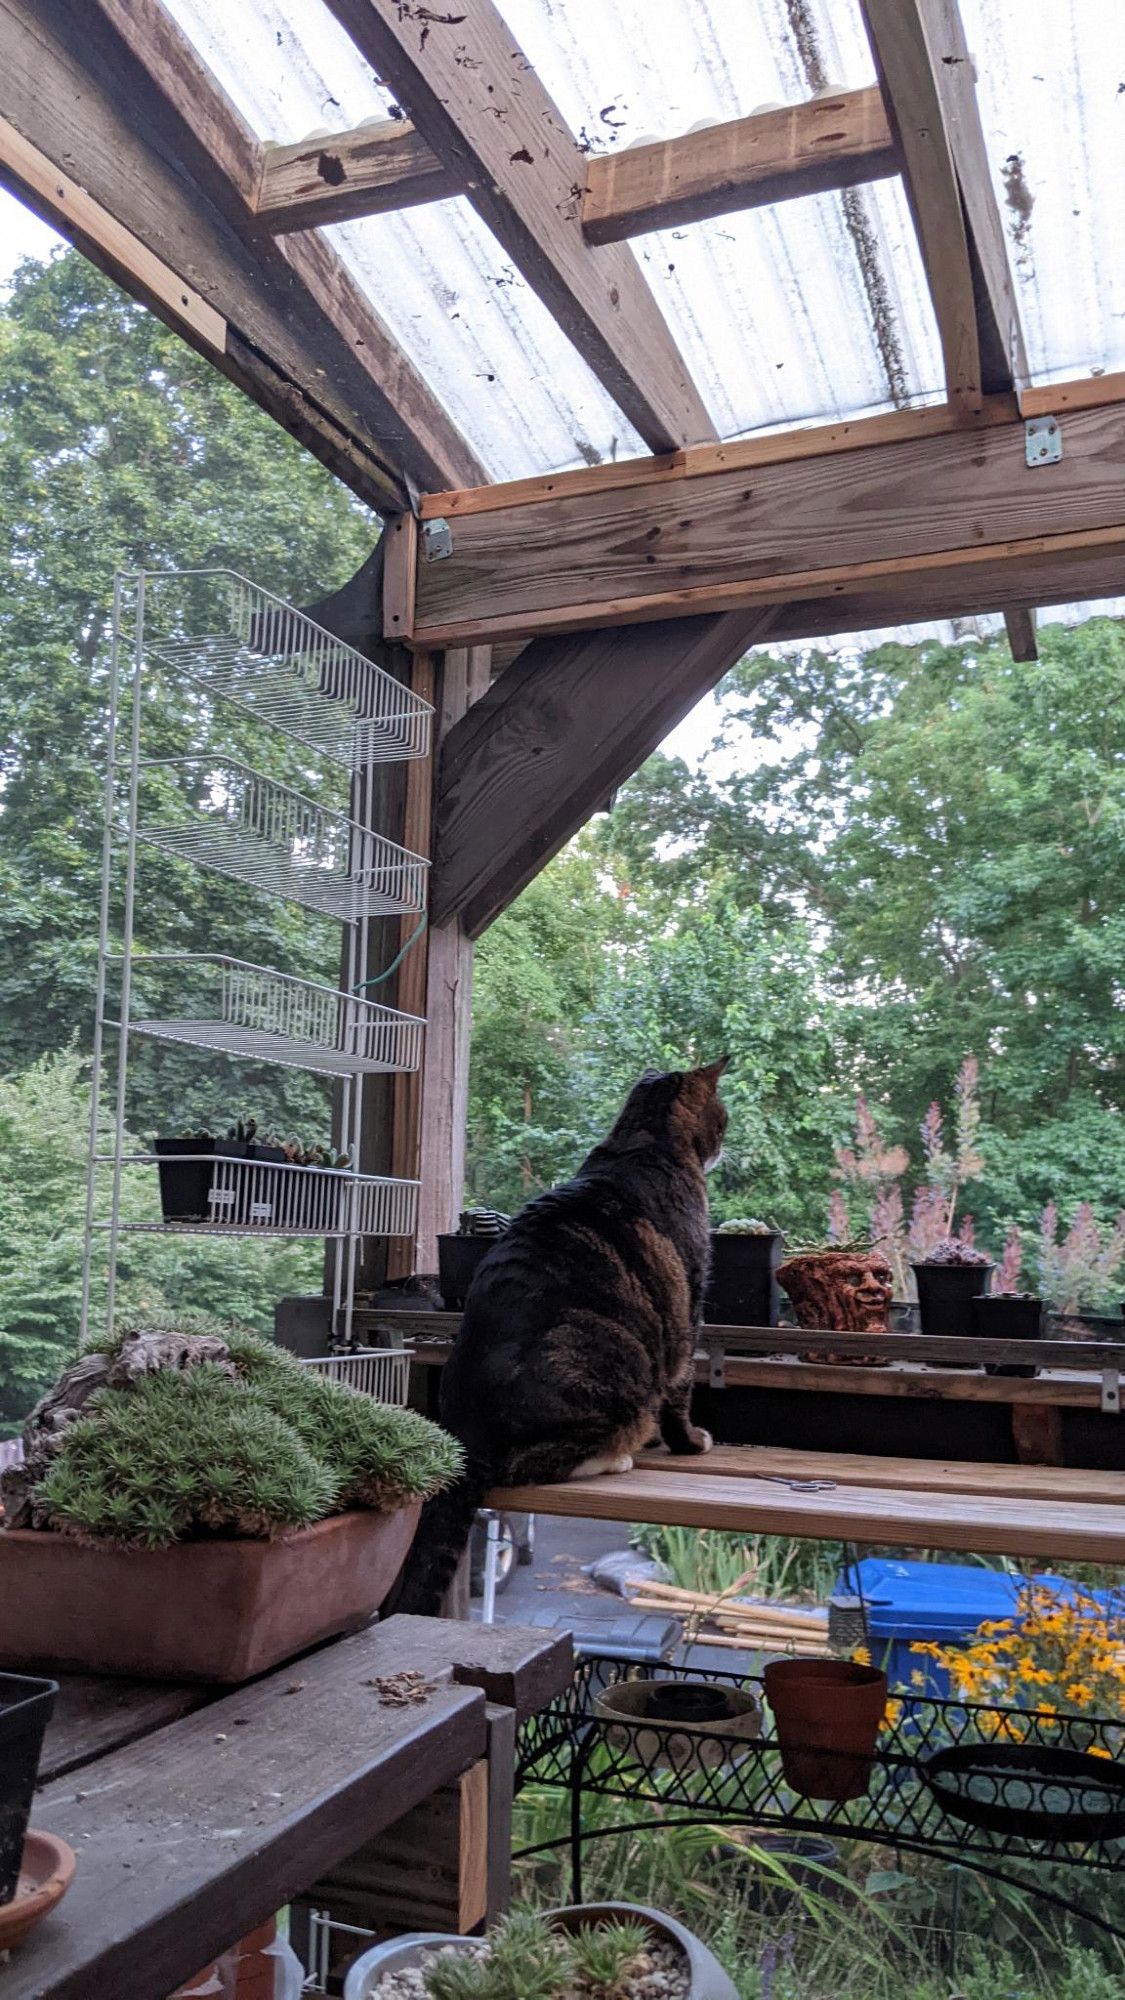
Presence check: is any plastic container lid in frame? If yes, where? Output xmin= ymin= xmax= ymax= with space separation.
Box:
xmin=841 ymin=1557 xmax=1121 ymax=1644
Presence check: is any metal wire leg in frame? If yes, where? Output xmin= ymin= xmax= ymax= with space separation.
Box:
xmin=481 ymin=1511 xmax=501 ymax=1625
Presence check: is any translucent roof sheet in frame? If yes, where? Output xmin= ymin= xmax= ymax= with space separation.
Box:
xmin=158 ymin=0 xmax=1125 ymax=482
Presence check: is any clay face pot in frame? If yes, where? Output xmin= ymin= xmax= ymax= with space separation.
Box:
xmin=778 ymin=1248 xmax=893 ymax=1364
xmin=764 ymin=1658 xmax=887 ymax=1802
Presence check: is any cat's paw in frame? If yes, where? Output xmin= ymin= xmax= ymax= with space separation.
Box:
xmin=685 ymin=1425 xmax=713 ymax=1455
xmin=569 ymin=1451 xmax=634 ymax=1480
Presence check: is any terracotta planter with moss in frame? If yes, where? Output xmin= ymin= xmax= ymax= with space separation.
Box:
xmin=0 ymin=1504 xmax=419 ymax=1684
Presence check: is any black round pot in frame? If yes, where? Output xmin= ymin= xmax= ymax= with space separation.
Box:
xmin=971 ymin=1293 xmax=1043 ymax=1377
xmin=720 ymin=1829 xmax=840 ymax=1910
xmin=437 ymin=1234 xmax=496 ymax=1310
xmin=913 ymin=1261 xmax=994 ymax=1340
xmin=704 ymin=1232 xmax=783 ymax=1328
xmin=643 ymin=1682 xmax=733 ymax=1725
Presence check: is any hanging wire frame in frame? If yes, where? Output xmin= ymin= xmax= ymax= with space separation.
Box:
xmin=138 ymin=567 xmax=432 ymax=768
xmin=137 ymin=757 xmax=429 ymax=919
xmin=300 ymin=1347 xmax=412 ymax=1405
xmin=124 ymin=953 xmax=425 ymax=1076
xmin=100 ymin=1152 xmax=419 ymax=1239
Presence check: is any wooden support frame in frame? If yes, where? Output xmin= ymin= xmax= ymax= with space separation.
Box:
xmin=1004 ymin=606 xmax=1038 ymax=662
xmin=403 ymin=396 xmax=1125 ymax=648
xmin=321 ymin=0 xmax=716 ymax=453
xmin=256 ymin=120 xmax=459 ymax=233
xmin=581 ymin=86 xmax=899 ymax=243
xmin=432 ymin=610 xmax=777 ymax=934
xmin=0 ymin=0 xmax=484 ymax=510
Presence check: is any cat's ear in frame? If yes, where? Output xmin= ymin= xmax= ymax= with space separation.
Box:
xmin=697 ymin=1054 xmax=731 ymax=1085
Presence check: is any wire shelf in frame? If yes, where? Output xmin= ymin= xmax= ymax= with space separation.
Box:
xmin=517 ymin=1655 xmax=1125 ymax=1874
xmin=126 ymin=954 xmax=425 ymax=1077
xmin=137 ymin=568 xmax=432 ymax=768
xmin=108 ymin=1153 xmax=419 ymax=1239
xmin=137 ymin=758 xmax=429 ymax=920
xmin=300 ymin=1347 xmax=412 ymax=1405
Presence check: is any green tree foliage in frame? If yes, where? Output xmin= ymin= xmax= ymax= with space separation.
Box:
xmin=0 ymin=251 xmax=374 ymax=1418
xmin=607 ymin=623 xmax=1125 ymax=1248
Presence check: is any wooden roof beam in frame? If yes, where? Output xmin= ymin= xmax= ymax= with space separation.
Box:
xmin=1004 ymin=607 xmax=1038 ymax=662
xmin=256 ymin=120 xmax=459 ymax=234
xmin=581 ymin=86 xmax=899 ymax=244
xmin=860 ymin=0 xmax=1028 ymax=417
xmin=0 ymin=0 xmax=484 ymax=510
xmin=254 ymin=86 xmax=899 ymax=242
xmin=394 ymin=397 xmax=1125 ymax=648
xmin=321 ymin=0 xmax=716 ymax=454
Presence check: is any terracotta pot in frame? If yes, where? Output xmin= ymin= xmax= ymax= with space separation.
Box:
xmin=0 ymin=1504 xmax=420 ymax=1684
xmin=342 ymin=1902 xmax=739 ymax=2000
xmin=594 ymin=1678 xmax=761 ymax=1775
xmin=0 ymin=1832 xmax=75 ymax=1955
xmin=764 ymin=1658 xmax=887 ymax=1802
xmin=777 ymin=1248 xmax=893 ymax=1365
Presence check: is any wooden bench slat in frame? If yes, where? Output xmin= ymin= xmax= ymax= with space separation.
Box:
xmin=635 ymin=1445 xmax=1125 ymax=1506
xmin=488 ymin=1465 xmax=1125 ymax=1564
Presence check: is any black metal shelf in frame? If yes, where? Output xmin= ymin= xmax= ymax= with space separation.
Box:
xmin=516 ymin=1655 xmax=1125 ymax=1918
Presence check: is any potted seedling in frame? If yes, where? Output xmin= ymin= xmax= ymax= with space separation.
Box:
xmin=971 ymin=1290 xmax=1044 ymax=1377
xmin=153 ymin=1119 xmax=250 ymax=1224
xmin=704 ymin=1219 xmax=783 ymax=1328
xmin=913 ymin=1237 xmax=994 ymax=1339
xmin=343 ymin=1903 xmax=739 ymax=2000
xmin=777 ymin=1241 xmax=893 ymax=1364
xmin=437 ymin=1209 xmax=511 ymax=1310
xmin=764 ymin=1657 xmax=887 ymax=1804
xmin=0 ymin=1313 xmax=462 ymax=1683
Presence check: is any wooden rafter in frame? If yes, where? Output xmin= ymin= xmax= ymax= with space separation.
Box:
xmin=252 ymin=87 xmax=900 ymax=244
xmin=0 ymin=0 xmax=485 ymax=510
xmin=256 ymin=121 xmax=458 ymax=234
xmin=321 ymin=0 xmax=716 ymax=454
xmin=581 ymin=87 xmax=899 ymax=243
xmin=394 ymin=397 xmax=1125 ymax=647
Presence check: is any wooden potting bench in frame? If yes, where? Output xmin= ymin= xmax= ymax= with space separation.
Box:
xmin=2 ymin=1617 xmax=571 ymax=2000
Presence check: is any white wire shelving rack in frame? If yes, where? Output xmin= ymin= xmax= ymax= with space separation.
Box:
xmin=81 ymin=567 xmax=432 ymax=1351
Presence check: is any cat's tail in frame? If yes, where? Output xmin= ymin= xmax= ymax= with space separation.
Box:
xmin=387 ymin=1455 xmax=492 ymax=1616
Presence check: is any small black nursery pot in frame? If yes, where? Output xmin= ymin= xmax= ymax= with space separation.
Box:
xmin=972 ymin=1292 xmax=1044 ymax=1377
xmin=913 ymin=1260 xmax=994 ymax=1339
xmin=704 ymin=1230 xmax=784 ymax=1328
xmin=153 ymin=1134 xmax=247 ymax=1224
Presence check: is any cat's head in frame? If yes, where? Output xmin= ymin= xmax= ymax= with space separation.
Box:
xmin=613 ymin=1057 xmax=730 ymax=1168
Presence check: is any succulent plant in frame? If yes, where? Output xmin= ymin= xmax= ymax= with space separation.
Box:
xmin=917 ymin=1237 xmax=993 ymax=1268
xmin=29 ymin=1314 xmax=463 ymax=1550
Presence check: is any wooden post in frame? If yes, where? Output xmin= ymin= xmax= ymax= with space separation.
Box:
xmin=387 ymin=645 xmax=491 ymax=1279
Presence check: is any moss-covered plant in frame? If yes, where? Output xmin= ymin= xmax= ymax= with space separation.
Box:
xmin=418 ymin=1912 xmax=658 ymax=2000
xmin=27 ymin=1312 xmax=463 ymax=1550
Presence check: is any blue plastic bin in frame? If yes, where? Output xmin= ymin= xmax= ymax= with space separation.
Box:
xmin=838 ymin=1557 xmax=1123 ymax=1700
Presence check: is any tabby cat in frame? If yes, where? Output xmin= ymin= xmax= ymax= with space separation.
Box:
xmin=393 ymin=1059 xmax=728 ymax=1615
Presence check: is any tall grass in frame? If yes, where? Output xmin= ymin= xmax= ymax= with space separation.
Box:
xmin=632 ymin=1524 xmax=841 ymax=1602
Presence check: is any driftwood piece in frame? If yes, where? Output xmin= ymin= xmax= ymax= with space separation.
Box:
xmin=0 ymin=1330 xmax=235 ymax=1528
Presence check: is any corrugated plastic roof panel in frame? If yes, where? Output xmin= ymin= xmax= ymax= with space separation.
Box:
xmin=163 ymin=0 xmax=1125 ymax=484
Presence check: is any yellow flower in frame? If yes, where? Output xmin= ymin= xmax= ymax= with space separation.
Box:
xmin=852 ymin=1644 xmax=871 ymax=1666
xmin=1088 ymin=1743 xmax=1112 ymax=1759
xmin=1066 ymin=1682 xmax=1094 ymax=1708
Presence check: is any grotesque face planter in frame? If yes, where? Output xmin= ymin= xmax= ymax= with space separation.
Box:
xmin=777 ymin=1249 xmax=893 ymax=1364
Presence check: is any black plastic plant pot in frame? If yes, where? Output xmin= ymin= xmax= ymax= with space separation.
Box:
xmin=437 ymin=1234 xmax=496 ymax=1310
xmin=154 ymin=1137 xmax=248 ymax=1224
xmin=913 ymin=1261 xmax=994 ymax=1340
xmin=644 ymin=1682 xmax=733 ymax=1725
xmin=704 ymin=1232 xmax=783 ymax=1328
xmin=0 ymin=1672 xmax=58 ymax=1905
xmin=972 ymin=1293 xmax=1043 ymax=1378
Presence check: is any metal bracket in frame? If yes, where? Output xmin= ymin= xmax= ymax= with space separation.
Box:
xmin=1025 ymin=415 xmax=1062 ymax=466
xmin=422 ymin=516 xmax=453 ymax=561
xmin=1101 ymin=1369 xmax=1120 ymax=1415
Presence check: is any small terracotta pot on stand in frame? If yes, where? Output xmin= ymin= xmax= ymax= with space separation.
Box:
xmin=777 ymin=1248 xmax=893 ymax=1365
xmin=764 ymin=1658 xmax=887 ymax=1802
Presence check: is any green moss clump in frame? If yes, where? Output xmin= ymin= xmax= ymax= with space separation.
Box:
xmin=37 ymin=1313 xmax=464 ymax=1548
xmin=36 ymin=1366 xmax=340 ymax=1547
